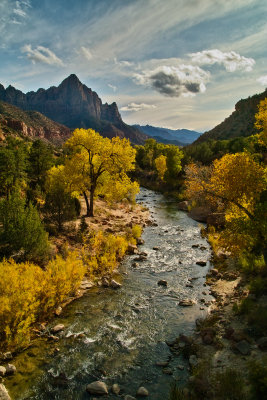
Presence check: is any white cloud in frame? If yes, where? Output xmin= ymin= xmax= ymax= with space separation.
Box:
xmin=21 ymin=44 xmax=64 ymax=66
xmin=257 ymin=75 xmax=267 ymax=86
xmin=121 ymin=102 xmax=157 ymax=112
xmin=108 ymin=83 xmax=117 ymax=92
xmin=13 ymin=8 xmax=26 ymax=17
xmin=134 ymin=64 xmax=209 ymax=97
xmin=80 ymin=46 xmax=93 ymax=61
xmin=189 ymin=49 xmax=255 ymax=72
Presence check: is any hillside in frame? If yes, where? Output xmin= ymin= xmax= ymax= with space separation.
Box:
xmin=0 ymin=75 xmax=147 ymax=145
xmin=0 ymin=100 xmax=71 ymax=144
xmin=134 ymin=124 xmax=201 ymax=145
xmin=194 ymin=88 xmax=267 ymax=144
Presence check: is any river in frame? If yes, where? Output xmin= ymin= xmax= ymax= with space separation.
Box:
xmin=6 ymin=188 xmax=214 ymax=400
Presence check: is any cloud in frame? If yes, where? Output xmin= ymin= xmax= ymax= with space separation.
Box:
xmin=121 ymin=102 xmax=157 ymax=112
xmin=134 ymin=64 xmax=209 ymax=97
xmin=21 ymin=44 xmax=64 ymax=66
xmin=13 ymin=8 xmax=26 ymax=17
xmin=13 ymin=0 xmax=31 ymax=18
xmin=257 ymin=75 xmax=267 ymax=86
xmin=80 ymin=46 xmax=93 ymax=61
xmin=189 ymin=49 xmax=255 ymax=72
xmin=108 ymin=83 xmax=117 ymax=92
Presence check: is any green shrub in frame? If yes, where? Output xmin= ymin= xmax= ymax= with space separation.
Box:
xmin=233 ymin=297 xmax=256 ymax=315
xmin=249 ymin=277 xmax=267 ymax=297
xmin=248 ymin=359 xmax=267 ymax=400
xmin=248 ymin=305 xmax=267 ymax=336
xmin=211 ymin=368 xmax=245 ymax=400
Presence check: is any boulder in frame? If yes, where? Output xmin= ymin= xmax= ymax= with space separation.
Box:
xmin=155 ymin=361 xmax=169 ymax=367
xmin=257 ymin=337 xmax=267 ymax=351
xmin=125 ymin=396 xmax=136 ymax=400
xmin=54 ymin=306 xmax=62 ymax=316
xmin=178 ymin=201 xmax=189 ymax=211
xmin=158 ymin=280 xmax=167 ymax=287
xmin=207 ymin=212 xmax=225 ymax=227
xmin=0 ymin=368 xmax=6 ymax=378
xmin=179 ymin=299 xmax=195 ymax=307
xmin=128 ymin=244 xmax=138 ymax=254
xmin=136 ymin=386 xmax=149 ymax=396
xmin=188 ymin=207 xmax=210 ymax=222
xmin=110 ymin=279 xmax=122 ymax=289
xmin=5 ymin=364 xmax=16 ymax=375
xmin=0 ymin=384 xmax=11 ymax=400
xmin=112 ymin=383 xmax=120 ymax=395
xmin=196 ymin=261 xmax=207 ymax=266
xmin=51 ymin=324 xmax=65 ymax=334
xmin=86 ymin=381 xmax=108 ymax=395
xmin=233 ymin=340 xmax=251 ymax=356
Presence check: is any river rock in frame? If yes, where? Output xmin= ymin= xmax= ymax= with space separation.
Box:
xmin=0 ymin=367 xmax=6 ymax=377
xmin=125 ymin=396 xmax=136 ymax=400
xmin=158 ymin=280 xmax=167 ymax=287
xmin=112 ymin=383 xmax=120 ymax=395
xmin=102 ymin=277 xmax=109 ymax=287
xmin=48 ymin=335 xmax=59 ymax=341
xmin=178 ymin=201 xmax=189 ymax=211
xmin=179 ymin=299 xmax=195 ymax=307
xmin=162 ymin=367 xmax=173 ymax=375
xmin=110 ymin=279 xmax=122 ymax=289
xmin=257 ymin=337 xmax=267 ymax=351
xmin=189 ymin=355 xmax=198 ymax=368
xmin=5 ymin=364 xmax=16 ymax=375
xmin=233 ymin=340 xmax=251 ymax=356
xmin=128 ymin=243 xmax=138 ymax=254
xmin=136 ymin=386 xmax=149 ymax=396
xmin=54 ymin=306 xmax=62 ymax=316
xmin=207 ymin=212 xmax=225 ymax=227
xmin=86 ymin=381 xmax=108 ymax=395
xmin=2 ymin=353 xmax=12 ymax=361
xmin=51 ymin=324 xmax=65 ymax=333
xmin=0 ymin=384 xmax=11 ymax=400
xmin=153 ymin=246 xmax=160 ymax=250
xmin=196 ymin=261 xmax=207 ymax=266
xmin=137 ymin=238 xmax=144 ymax=245
xmin=188 ymin=206 xmax=210 ymax=222
xmin=156 ymin=361 xmax=169 ymax=367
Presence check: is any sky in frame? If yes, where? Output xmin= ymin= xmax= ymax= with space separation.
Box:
xmin=0 ymin=0 xmax=266 ymax=132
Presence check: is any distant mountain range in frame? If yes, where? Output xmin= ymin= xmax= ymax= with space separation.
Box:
xmin=133 ymin=124 xmax=201 ymax=146
xmin=194 ymin=88 xmax=267 ymax=144
xmin=0 ymin=100 xmax=71 ymax=144
xmin=0 ymin=74 xmax=147 ymax=145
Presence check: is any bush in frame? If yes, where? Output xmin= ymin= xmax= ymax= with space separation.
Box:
xmin=248 ymin=359 xmax=267 ymax=400
xmin=211 ymin=368 xmax=245 ymax=400
xmin=249 ymin=277 xmax=267 ymax=297
xmin=131 ymin=224 xmax=142 ymax=239
xmin=169 ymin=384 xmax=189 ymax=400
xmin=0 ymin=191 xmax=49 ymax=263
xmin=82 ymin=231 xmax=128 ymax=278
xmin=0 ymin=253 xmax=85 ymax=351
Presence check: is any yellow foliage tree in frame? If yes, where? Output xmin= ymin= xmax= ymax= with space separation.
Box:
xmin=65 ymin=129 xmax=138 ymax=216
xmin=155 ymin=154 xmax=167 ymax=181
xmin=185 ymin=152 xmax=266 ymax=257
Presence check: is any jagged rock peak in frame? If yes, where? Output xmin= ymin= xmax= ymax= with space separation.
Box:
xmin=60 ymin=74 xmax=82 ymax=87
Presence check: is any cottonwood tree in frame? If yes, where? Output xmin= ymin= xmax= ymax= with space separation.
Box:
xmin=64 ymin=129 xmax=138 ymax=216
xmin=155 ymin=154 xmax=167 ymax=181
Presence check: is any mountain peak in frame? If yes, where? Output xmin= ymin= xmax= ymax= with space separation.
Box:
xmin=60 ymin=74 xmax=81 ymax=87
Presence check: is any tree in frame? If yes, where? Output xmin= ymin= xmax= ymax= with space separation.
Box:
xmin=155 ymin=154 xmax=167 ymax=180
xmin=185 ymin=152 xmax=266 ymax=259
xmin=44 ymin=165 xmax=79 ymax=231
xmin=0 ymin=191 xmax=49 ymax=262
xmin=27 ymin=139 xmax=54 ymax=190
xmin=65 ymin=129 xmax=138 ymax=216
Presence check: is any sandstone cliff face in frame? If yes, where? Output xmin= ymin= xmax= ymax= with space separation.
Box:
xmin=0 ymin=101 xmax=71 ymax=144
xmin=0 ymin=75 xmax=146 ymax=144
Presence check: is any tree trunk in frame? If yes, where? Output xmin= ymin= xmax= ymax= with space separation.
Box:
xmin=89 ymin=185 xmax=95 ymax=217
xmin=83 ymin=191 xmax=90 ymax=216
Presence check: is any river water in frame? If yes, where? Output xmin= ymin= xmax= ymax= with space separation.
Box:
xmin=6 ymin=188 xmax=214 ymax=400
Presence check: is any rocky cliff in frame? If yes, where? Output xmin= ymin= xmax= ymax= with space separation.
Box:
xmin=0 ymin=75 xmax=147 ymax=144
xmin=194 ymin=88 xmax=267 ymax=144
xmin=0 ymin=100 xmax=71 ymax=144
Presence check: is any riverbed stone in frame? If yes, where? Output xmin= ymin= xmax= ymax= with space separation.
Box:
xmin=128 ymin=243 xmax=138 ymax=254
xmin=112 ymin=383 xmax=120 ymax=395
xmin=86 ymin=381 xmax=108 ymax=395
xmin=136 ymin=386 xmax=149 ymax=396
xmin=110 ymin=279 xmax=122 ymax=289
xmin=5 ymin=364 xmax=16 ymax=375
xmin=158 ymin=280 xmax=167 ymax=287
xmin=2 ymin=353 xmax=12 ymax=361
xmin=51 ymin=324 xmax=65 ymax=333
xmin=196 ymin=261 xmax=207 ymax=266
xmin=125 ymin=396 xmax=136 ymax=400
xmin=233 ymin=340 xmax=251 ymax=356
xmin=178 ymin=201 xmax=189 ymax=211
xmin=179 ymin=299 xmax=195 ymax=307
xmin=0 ymin=367 xmax=6 ymax=377
xmin=257 ymin=337 xmax=267 ymax=351
xmin=54 ymin=306 xmax=62 ymax=316
xmin=156 ymin=361 xmax=169 ymax=367
xmin=0 ymin=384 xmax=11 ymax=400
xmin=162 ymin=367 xmax=173 ymax=375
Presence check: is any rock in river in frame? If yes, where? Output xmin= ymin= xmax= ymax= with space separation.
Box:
xmin=136 ymin=386 xmax=149 ymax=396
xmin=196 ymin=261 xmax=207 ymax=266
xmin=51 ymin=324 xmax=65 ymax=334
xmin=158 ymin=280 xmax=167 ymax=287
xmin=86 ymin=381 xmax=108 ymax=395
xmin=0 ymin=384 xmax=11 ymax=400
xmin=233 ymin=340 xmax=251 ymax=356
xmin=112 ymin=383 xmax=120 ymax=395
xmin=5 ymin=364 xmax=16 ymax=376
xmin=179 ymin=299 xmax=195 ymax=307
xmin=0 ymin=367 xmax=6 ymax=378
xmin=125 ymin=396 xmax=136 ymax=400
xmin=110 ymin=279 xmax=122 ymax=289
